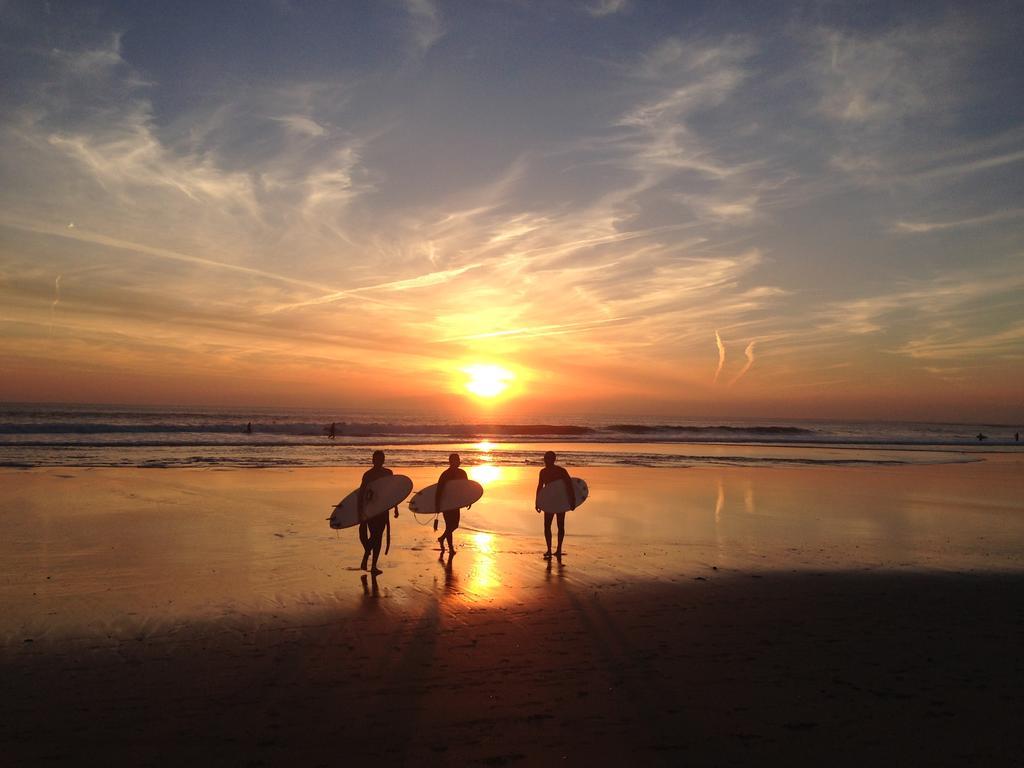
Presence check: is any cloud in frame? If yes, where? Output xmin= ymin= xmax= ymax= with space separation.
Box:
xmin=1 ymin=216 xmax=340 ymax=294
xmin=893 ymin=208 xmax=1024 ymax=233
xmin=729 ymin=340 xmax=756 ymax=386
xmin=48 ymin=273 xmax=61 ymax=336
xmin=713 ymin=330 xmax=726 ymax=384
xmin=898 ymin=321 xmax=1024 ymax=361
xmin=270 ymin=115 xmax=326 ymax=137
xmin=439 ymin=316 xmax=633 ymax=343
xmin=402 ymin=0 xmax=443 ymax=54
xmin=911 ymin=149 xmax=1024 ymax=182
xmin=814 ymin=22 xmax=971 ymax=128
xmin=270 ymin=263 xmax=484 ymax=313
xmin=586 ymin=0 xmax=630 ymax=17
xmin=813 ymin=264 xmax=1024 ymax=370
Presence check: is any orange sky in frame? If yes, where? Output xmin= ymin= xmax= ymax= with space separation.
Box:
xmin=1 ymin=2 xmax=1023 ymax=421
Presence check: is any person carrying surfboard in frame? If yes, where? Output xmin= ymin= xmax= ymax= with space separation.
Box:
xmin=536 ymin=450 xmax=575 ymax=559
xmin=357 ymin=450 xmax=399 ymax=573
xmin=435 ymin=453 xmax=467 ymax=554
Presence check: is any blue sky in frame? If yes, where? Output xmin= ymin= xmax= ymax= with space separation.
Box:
xmin=1 ymin=0 xmax=1022 ymax=418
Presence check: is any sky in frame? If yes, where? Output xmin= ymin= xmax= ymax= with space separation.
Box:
xmin=1 ymin=0 xmax=1022 ymax=421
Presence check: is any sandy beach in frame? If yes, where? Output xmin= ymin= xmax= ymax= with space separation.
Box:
xmin=2 ymin=458 xmax=1023 ymax=765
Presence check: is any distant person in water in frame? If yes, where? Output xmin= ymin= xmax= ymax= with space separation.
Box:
xmin=1016 ymin=432 xmax=1019 ymax=442
xmin=357 ymin=450 xmax=398 ymax=574
xmin=245 ymin=421 xmax=252 ymax=434
xmin=327 ymin=422 xmax=336 ymax=440
xmin=436 ymin=453 xmax=467 ymax=554
xmin=977 ymin=432 xmax=987 ymax=442
xmin=536 ymin=450 xmax=575 ymax=559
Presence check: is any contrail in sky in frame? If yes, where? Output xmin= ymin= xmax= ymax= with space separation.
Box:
xmin=49 ymin=274 xmax=61 ymax=336
xmin=730 ymin=340 xmax=756 ymax=386
xmin=713 ymin=330 xmax=726 ymax=384
xmin=439 ymin=316 xmax=632 ymax=343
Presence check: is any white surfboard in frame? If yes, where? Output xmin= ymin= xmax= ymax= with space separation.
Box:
xmin=409 ymin=478 xmax=484 ymax=514
xmin=329 ymin=474 xmax=413 ymax=530
xmin=536 ymin=477 xmax=589 ymax=514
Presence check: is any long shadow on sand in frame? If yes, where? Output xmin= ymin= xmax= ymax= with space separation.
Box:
xmin=2 ymin=570 xmax=1022 ymax=766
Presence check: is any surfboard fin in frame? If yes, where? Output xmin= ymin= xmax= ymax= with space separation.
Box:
xmin=433 ymin=518 xmax=438 ymax=532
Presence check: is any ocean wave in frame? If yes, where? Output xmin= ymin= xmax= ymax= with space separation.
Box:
xmin=0 ymin=421 xmax=597 ymax=437
xmin=0 ymin=406 xmax=1017 ymax=451
xmin=0 ymin=420 xmax=818 ymax=438
xmin=604 ymin=424 xmax=815 ymax=435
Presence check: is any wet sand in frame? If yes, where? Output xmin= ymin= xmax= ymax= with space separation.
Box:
xmin=2 ymin=459 xmax=1023 ymax=765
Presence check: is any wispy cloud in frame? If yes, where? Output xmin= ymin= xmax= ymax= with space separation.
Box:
xmin=897 ymin=321 xmax=1024 ymax=361
xmin=402 ymin=0 xmax=443 ymax=54
xmin=270 ymin=263 xmax=483 ymax=313
xmin=47 ymin=273 xmax=61 ymax=336
xmin=439 ymin=316 xmax=633 ymax=343
xmin=729 ymin=340 xmax=756 ymax=386
xmin=893 ymin=208 xmax=1024 ymax=233
xmin=816 ymin=265 xmax=1024 ymax=367
xmin=586 ymin=0 xmax=630 ymax=18
xmin=270 ymin=114 xmax=326 ymax=137
xmin=911 ymin=149 xmax=1024 ymax=182
xmin=1 ymin=217 xmax=336 ymax=294
xmin=815 ymin=24 xmax=968 ymax=126
xmin=713 ymin=330 xmax=726 ymax=384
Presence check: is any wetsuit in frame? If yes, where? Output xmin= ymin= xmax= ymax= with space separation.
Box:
xmin=358 ymin=465 xmax=393 ymax=563
xmin=436 ymin=465 xmax=468 ymax=547
xmin=538 ymin=464 xmax=573 ymax=554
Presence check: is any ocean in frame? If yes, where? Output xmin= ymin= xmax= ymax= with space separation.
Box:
xmin=0 ymin=403 xmax=1017 ymax=470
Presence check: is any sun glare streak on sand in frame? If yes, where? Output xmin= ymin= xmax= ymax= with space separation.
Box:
xmin=463 ymin=532 xmax=499 ymax=600
xmin=471 ymin=531 xmax=495 ymax=554
xmin=468 ymin=463 xmax=502 ymax=485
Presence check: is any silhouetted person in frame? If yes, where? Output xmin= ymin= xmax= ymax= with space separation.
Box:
xmin=1016 ymin=432 xmax=1019 ymax=442
xmin=536 ymin=450 xmax=575 ymax=559
xmin=327 ymin=422 xmax=337 ymax=439
xmin=357 ymin=450 xmax=398 ymax=574
xmin=977 ymin=432 xmax=987 ymax=442
xmin=436 ymin=453 xmax=467 ymax=554
xmin=244 ymin=421 xmax=252 ymax=434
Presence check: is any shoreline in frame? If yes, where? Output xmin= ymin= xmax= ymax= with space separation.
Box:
xmin=2 ymin=439 xmax=1015 ymax=472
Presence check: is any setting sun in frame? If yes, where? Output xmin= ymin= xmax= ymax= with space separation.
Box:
xmin=463 ymin=364 xmax=515 ymax=399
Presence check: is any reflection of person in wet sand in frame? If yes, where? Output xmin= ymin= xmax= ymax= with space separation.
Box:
xmin=436 ymin=453 xmax=467 ymax=554
xmin=440 ymin=551 xmax=457 ymax=594
xmin=536 ymin=450 xmax=575 ymax=559
xmin=357 ymin=450 xmax=398 ymax=574
xmin=360 ymin=572 xmax=380 ymax=599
